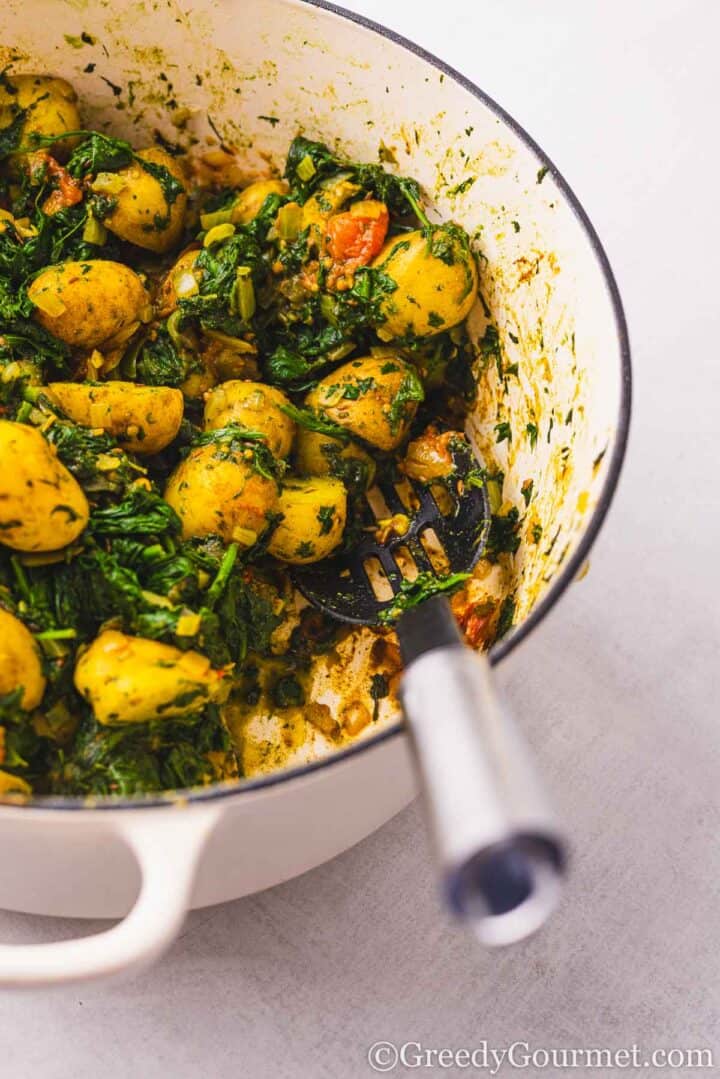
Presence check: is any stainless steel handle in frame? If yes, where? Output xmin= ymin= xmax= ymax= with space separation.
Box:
xmin=399 ymin=598 xmax=566 ymax=946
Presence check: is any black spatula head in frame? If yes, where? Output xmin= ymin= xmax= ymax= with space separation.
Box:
xmin=292 ymin=440 xmax=490 ymax=625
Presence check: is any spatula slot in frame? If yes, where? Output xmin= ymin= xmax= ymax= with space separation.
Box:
xmin=429 ymin=483 xmax=457 ymax=517
xmin=394 ymin=545 xmax=420 ymax=581
xmin=419 ymin=527 xmax=451 ymax=575
xmin=392 ymin=477 xmax=422 ymax=513
xmin=366 ymin=485 xmax=391 ymax=519
xmin=363 ymin=556 xmax=395 ymax=601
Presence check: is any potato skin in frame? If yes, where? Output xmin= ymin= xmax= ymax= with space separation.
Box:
xmin=0 ymin=74 xmax=81 ymax=165
xmin=0 ymin=420 xmax=88 ymax=552
xmin=47 ymin=381 xmax=183 ymax=455
xmin=164 ymin=439 xmax=279 ymax=545
xmin=295 ymin=428 xmax=375 ymax=490
xmin=371 ymin=228 xmax=478 ymax=339
xmin=0 ymin=609 xmax=46 ymax=710
xmin=28 ymin=260 xmax=151 ymax=350
xmin=203 ymin=381 xmax=295 ymax=459
xmin=231 ymin=179 xmax=288 ymax=224
xmin=268 ymin=476 xmax=347 ymax=564
xmin=306 ymin=354 xmax=422 ymax=451
xmin=99 ymin=147 xmax=188 ymax=253
xmin=74 ymin=630 xmax=229 ymax=726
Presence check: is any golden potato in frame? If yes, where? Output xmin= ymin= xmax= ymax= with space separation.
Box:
xmin=74 ymin=630 xmax=229 ymax=726
xmin=46 ymin=382 xmax=183 ymax=455
xmin=306 ymin=355 xmax=423 ymax=452
xmin=203 ymin=381 xmax=295 ymax=459
xmin=371 ymin=227 xmax=478 ymax=339
xmin=0 ymin=609 xmax=46 ymax=710
xmin=155 ymin=248 xmax=201 ymax=317
xmin=28 ymin=260 xmax=151 ymax=350
xmin=0 ymin=771 xmax=31 ymax=796
xmin=96 ymin=147 xmax=188 ymax=253
xmin=268 ymin=476 xmax=347 ymax=564
xmin=0 ymin=420 xmax=88 ymax=552
xmin=295 ymin=427 xmax=375 ymax=490
xmin=231 ymin=179 xmax=288 ymax=225
xmin=164 ymin=438 xmax=279 ymax=546
xmin=0 ymin=74 xmax=81 ymax=165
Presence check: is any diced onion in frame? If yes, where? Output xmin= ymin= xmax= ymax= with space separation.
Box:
xmin=82 ymin=212 xmax=107 ymax=246
xmin=203 ymin=222 xmax=235 ymax=247
xmin=199 ymin=207 xmax=234 ymax=231
xmin=174 ymin=270 xmax=199 ymax=298
xmin=176 ymin=612 xmax=202 ymax=637
xmin=30 ymin=290 xmax=66 ymax=317
xmin=91 ymin=172 xmax=127 ymax=195
xmin=230 ymin=526 xmax=258 ymax=547
xmin=202 ymin=329 xmax=256 ymax=353
xmin=296 ymin=154 xmax=316 ymax=182
xmin=276 ymin=201 xmax=303 ymax=240
xmin=233 ymin=267 xmax=256 ymax=322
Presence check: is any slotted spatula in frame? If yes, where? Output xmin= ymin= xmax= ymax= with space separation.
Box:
xmin=293 ymin=441 xmax=566 ymax=945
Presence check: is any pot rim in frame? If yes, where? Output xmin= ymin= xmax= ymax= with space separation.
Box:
xmin=9 ymin=0 xmax=631 ymax=813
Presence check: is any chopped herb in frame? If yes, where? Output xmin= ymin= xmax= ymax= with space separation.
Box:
xmin=272 ymin=675 xmax=305 ymax=708
xmin=278 ymin=402 xmax=351 ymax=444
xmin=479 ymin=323 xmax=503 ymax=380
xmin=526 ymin=422 xmax=538 ymax=450
xmin=486 ymin=507 xmax=521 ymax=560
xmin=369 ymin=672 xmax=389 ymax=721
xmin=388 ymin=366 xmax=424 ymax=434
xmin=496 ymin=595 xmax=516 ymax=639
xmin=448 ymin=177 xmax=475 ymax=197
xmin=316 ymin=506 xmax=336 ymax=535
xmin=495 ymin=421 xmax=512 ymax=444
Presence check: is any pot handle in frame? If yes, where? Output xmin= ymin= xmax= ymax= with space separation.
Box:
xmin=0 ymin=805 xmax=220 ymax=987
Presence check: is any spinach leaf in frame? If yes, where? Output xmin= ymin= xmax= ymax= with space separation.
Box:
xmin=378 ymin=571 xmax=470 ymax=624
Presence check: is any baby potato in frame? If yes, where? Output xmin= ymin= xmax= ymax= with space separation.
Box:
xmin=295 ymin=428 xmax=375 ymax=490
xmin=165 ymin=439 xmax=279 ymax=546
xmin=203 ymin=381 xmax=295 ymax=459
xmin=0 ymin=609 xmax=46 ymax=710
xmin=231 ymin=179 xmax=288 ymax=224
xmin=74 ymin=630 xmax=229 ymax=726
xmin=0 ymin=420 xmax=88 ymax=552
xmin=0 ymin=74 xmax=81 ymax=165
xmin=371 ymin=227 xmax=478 ymax=339
xmin=46 ymin=381 xmax=183 ymax=455
xmin=268 ymin=476 xmax=347 ymax=564
xmin=306 ymin=354 xmax=423 ymax=451
xmin=29 ymin=260 xmax=151 ymax=350
xmin=96 ymin=147 xmax=188 ymax=254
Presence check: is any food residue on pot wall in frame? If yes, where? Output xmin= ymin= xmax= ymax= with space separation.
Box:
xmin=0 ymin=0 xmax=618 ymax=783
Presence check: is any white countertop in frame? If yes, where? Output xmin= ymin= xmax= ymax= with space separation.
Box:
xmin=3 ymin=1 xmax=719 ymax=1075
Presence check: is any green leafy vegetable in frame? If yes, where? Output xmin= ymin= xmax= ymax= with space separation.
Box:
xmin=378 ymin=571 xmax=470 ymax=624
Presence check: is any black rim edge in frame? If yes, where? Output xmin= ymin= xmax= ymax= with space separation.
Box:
xmin=13 ymin=0 xmax=631 ymax=813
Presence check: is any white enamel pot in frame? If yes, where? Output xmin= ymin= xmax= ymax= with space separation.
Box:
xmin=0 ymin=0 xmax=631 ymax=984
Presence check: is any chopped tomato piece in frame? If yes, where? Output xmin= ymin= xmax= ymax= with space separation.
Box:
xmin=454 ymin=599 xmax=496 ymax=650
xmin=325 ymin=199 xmax=389 ymax=265
xmin=37 ymin=153 xmax=84 ymax=216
